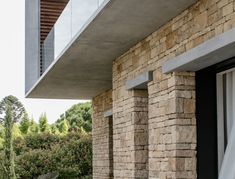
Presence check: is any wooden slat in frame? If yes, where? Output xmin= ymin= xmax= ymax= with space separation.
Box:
xmin=40 ymin=0 xmax=69 ymax=75
xmin=40 ymin=0 xmax=69 ymax=43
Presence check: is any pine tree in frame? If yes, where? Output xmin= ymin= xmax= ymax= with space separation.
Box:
xmin=39 ymin=113 xmax=50 ymax=133
xmin=28 ymin=118 xmax=39 ymax=134
xmin=58 ymin=120 xmax=68 ymax=134
xmin=4 ymin=106 xmax=15 ymax=179
xmin=19 ymin=113 xmax=30 ymax=135
xmin=50 ymin=124 xmax=59 ymax=134
xmin=0 ymin=95 xmax=25 ymax=179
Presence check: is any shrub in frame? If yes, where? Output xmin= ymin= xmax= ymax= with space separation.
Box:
xmin=14 ymin=132 xmax=92 ymax=178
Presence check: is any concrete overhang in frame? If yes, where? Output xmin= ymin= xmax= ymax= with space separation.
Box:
xmin=26 ymin=0 xmax=196 ymax=99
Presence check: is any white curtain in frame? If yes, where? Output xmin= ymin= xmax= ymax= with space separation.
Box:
xmin=218 ymin=70 xmax=235 ymax=179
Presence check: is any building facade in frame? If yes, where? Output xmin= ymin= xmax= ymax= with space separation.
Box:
xmin=25 ymin=0 xmax=235 ymax=178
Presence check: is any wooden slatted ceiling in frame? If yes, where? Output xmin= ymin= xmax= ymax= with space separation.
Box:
xmin=40 ymin=0 xmax=69 ymax=43
xmin=40 ymin=0 xmax=69 ymax=75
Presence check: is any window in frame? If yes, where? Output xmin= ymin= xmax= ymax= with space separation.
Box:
xmin=217 ymin=68 xmax=235 ymax=178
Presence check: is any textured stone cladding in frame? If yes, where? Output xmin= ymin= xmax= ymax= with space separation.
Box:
xmin=112 ymin=90 xmax=149 ymax=178
xmin=112 ymin=0 xmax=235 ymax=178
xmin=92 ymin=0 xmax=235 ymax=178
xmin=92 ymin=90 xmax=113 ymax=179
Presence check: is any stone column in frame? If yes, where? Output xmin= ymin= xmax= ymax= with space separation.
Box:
xmin=148 ymin=71 xmax=197 ymax=179
xmin=113 ymin=89 xmax=148 ymax=179
xmin=92 ymin=90 xmax=113 ymax=179
xmin=132 ymin=90 xmax=149 ymax=179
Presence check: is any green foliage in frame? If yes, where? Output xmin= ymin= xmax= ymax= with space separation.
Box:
xmin=3 ymin=106 xmax=16 ymax=179
xmin=19 ymin=113 xmax=30 ymax=135
xmin=39 ymin=113 xmax=50 ymax=133
xmin=14 ymin=133 xmax=61 ymax=155
xmin=58 ymin=119 xmax=68 ymax=134
xmin=0 ymin=99 xmax=93 ymax=178
xmin=12 ymin=125 xmax=22 ymax=139
xmin=15 ymin=133 xmax=92 ymax=178
xmin=0 ymin=138 xmax=4 ymax=150
xmin=57 ymin=102 xmax=92 ymax=133
xmin=0 ymin=96 xmax=25 ymax=179
xmin=0 ymin=151 xmax=6 ymax=179
xmin=0 ymin=95 xmax=25 ymax=123
xmin=0 ymin=124 xmax=4 ymax=150
xmin=28 ymin=119 xmax=39 ymax=134
xmin=0 ymin=124 xmax=4 ymax=137
xmin=50 ymin=124 xmax=60 ymax=135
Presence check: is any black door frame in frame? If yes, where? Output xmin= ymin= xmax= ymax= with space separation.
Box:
xmin=196 ymin=57 xmax=235 ymax=179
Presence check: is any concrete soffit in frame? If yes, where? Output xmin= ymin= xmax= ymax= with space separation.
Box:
xmin=162 ymin=27 xmax=235 ymax=73
xmin=125 ymin=71 xmax=153 ymax=90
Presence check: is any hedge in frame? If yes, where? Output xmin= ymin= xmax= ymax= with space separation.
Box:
xmin=13 ymin=133 xmax=92 ymax=178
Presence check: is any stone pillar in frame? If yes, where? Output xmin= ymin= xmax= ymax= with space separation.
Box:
xmin=148 ymin=71 xmax=197 ymax=179
xmin=113 ymin=89 xmax=148 ymax=179
xmin=92 ymin=90 xmax=113 ymax=179
xmin=132 ymin=90 xmax=149 ymax=178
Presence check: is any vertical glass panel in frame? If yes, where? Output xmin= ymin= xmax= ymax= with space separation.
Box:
xmin=219 ymin=70 xmax=235 ymax=178
xmin=54 ymin=1 xmax=72 ymax=59
xmin=41 ymin=0 xmax=106 ymax=74
xmin=225 ymin=71 xmax=235 ymax=140
xmin=226 ymin=72 xmax=233 ymax=140
xmin=72 ymin=0 xmax=99 ymax=37
xmin=42 ymin=28 xmax=55 ymax=73
xmin=233 ymin=71 xmax=235 ymax=129
xmin=217 ymin=68 xmax=235 ymax=174
xmin=217 ymin=74 xmax=225 ymax=171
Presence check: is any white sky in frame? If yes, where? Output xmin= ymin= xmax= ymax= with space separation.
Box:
xmin=0 ymin=0 xmax=87 ymax=124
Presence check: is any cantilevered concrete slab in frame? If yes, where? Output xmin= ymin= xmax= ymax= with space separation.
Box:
xmin=26 ymin=0 xmax=196 ymax=99
xmin=163 ymin=27 xmax=235 ymax=73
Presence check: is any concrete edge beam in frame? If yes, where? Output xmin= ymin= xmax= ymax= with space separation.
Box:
xmin=125 ymin=71 xmax=153 ymax=90
xmin=162 ymin=27 xmax=235 ymax=73
xmin=104 ymin=109 xmax=113 ymax=118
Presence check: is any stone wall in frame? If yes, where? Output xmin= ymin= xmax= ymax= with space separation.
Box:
xmin=112 ymin=0 xmax=235 ymax=178
xmin=113 ymin=90 xmax=149 ymax=178
xmin=93 ymin=0 xmax=235 ymax=178
xmin=113 ymin=57 xmax=196 ymax=178
xmin=92 ymin=90 xmax=113 ymax=179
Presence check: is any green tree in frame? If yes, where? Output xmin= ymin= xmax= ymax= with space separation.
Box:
xmin=39 ymin=113 xmax=50 ymax=133
xmin=56 ymin=102 xmax=92 ymax=133
xmin=0 ymin=124 xmax=5 ymax=150
xmin=50 ymin=124 xmax=59 ymax=135
xmin=12 ymin=125 xmax=22 ymax=139
xmin=28 ymin=119 xmax=39 ymax=134
xmin=58 ymin=120 xmax=68 ymax=134
xmin=0 ymin=124 xmax=4 ymax=150
xmin=0 ymin=124 xmax=4 ymax=138
xmin=0 ymin=95 xmax=25 ymax=179
xmin=19 ymin=113 xmax=30 ymax=135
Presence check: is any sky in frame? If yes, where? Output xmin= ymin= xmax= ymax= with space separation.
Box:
xmin=0 ymin=0 xmax=87 ymax=124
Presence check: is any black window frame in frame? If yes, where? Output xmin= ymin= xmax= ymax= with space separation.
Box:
xmin=196 ymin=57 xmax=235 ymax=179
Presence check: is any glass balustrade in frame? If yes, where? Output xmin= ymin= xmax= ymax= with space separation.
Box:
xmin=42 ymin=0 xmax=105 ymax=74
